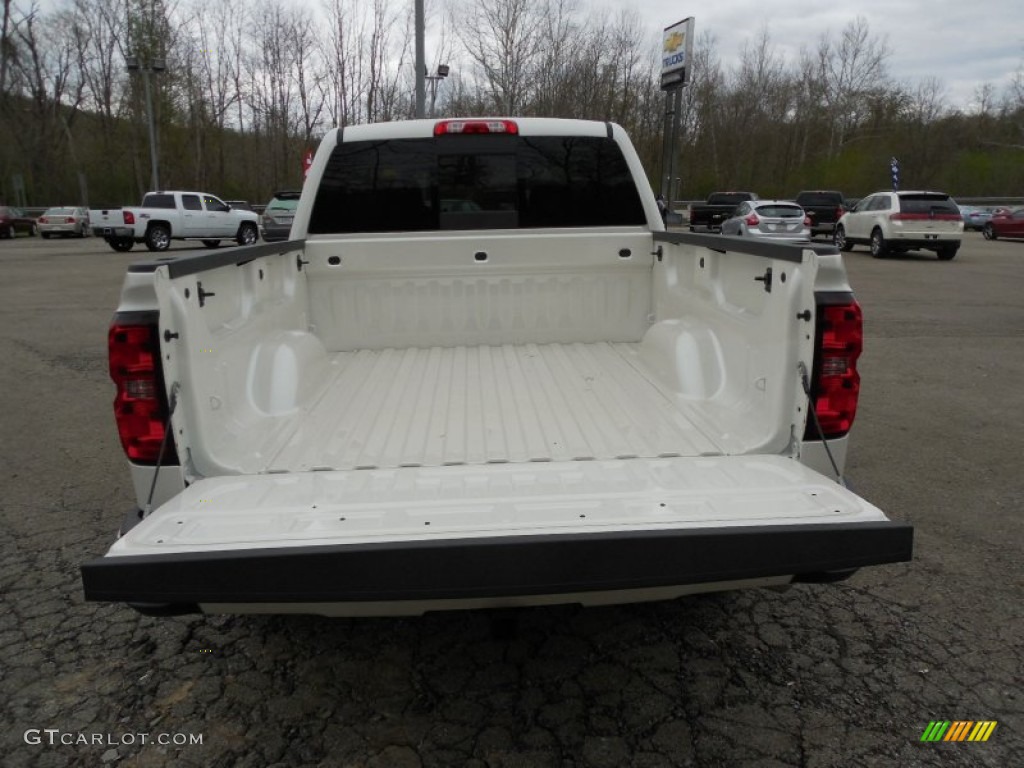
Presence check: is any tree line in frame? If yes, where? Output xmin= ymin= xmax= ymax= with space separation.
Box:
xmin=1 ymin=0 xmax=1022 ymax=208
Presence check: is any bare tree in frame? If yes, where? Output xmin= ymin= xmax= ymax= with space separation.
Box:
xmin=286 ymin=8 xmax=327 ymax=144
xmin=365 ymin=0 xmax=412 ymax=122
xmin=679 ymin=32 xmax=725 ymax=188
xmin=3 ymin=4 xmax=89 ymax=200
xmin=453 ymin=0 xmax=545 ymax=114
xmin=815 ymin=16 xmax=891 ymax=157
xmin=529 ymin=0 xmax=581 ymax=116
xmin=321 ymin=0 xmax=362 ymax=127
xmin=68 ymin=0 xmax=128 ymax=123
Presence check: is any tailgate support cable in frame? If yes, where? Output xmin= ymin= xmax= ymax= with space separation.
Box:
xmin=797 ymin=362 xmax=843 ymax=484
xmin=144 ymin=382 xmax=180 ymax=516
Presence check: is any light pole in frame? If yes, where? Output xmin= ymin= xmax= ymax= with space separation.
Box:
xmin=126 ymin=55 xmax=165 ymax=191
xmin=414 ymin=0 xmax=425 ymax=118
xmin=425 ymin=65 xmax=449 ymax=118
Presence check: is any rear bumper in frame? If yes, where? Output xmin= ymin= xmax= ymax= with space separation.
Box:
xmin=260 ymin=224 xmax=291 ymax=241
xmin=94 ymin=226 xmax=134 ymax=238
xmin=40 ymin=225 xmax=82 ymax=235
xmin=888 ymin=235 xmax=960 ymax=248
xmin=82 ymin=520 xmax=912 ymax=610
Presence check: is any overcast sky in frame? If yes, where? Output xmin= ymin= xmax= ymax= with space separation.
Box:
xmin=607 ymin=0 xmax=1023 ymax=110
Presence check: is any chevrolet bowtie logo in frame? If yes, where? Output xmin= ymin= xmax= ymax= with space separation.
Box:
xmin=664 ymin=32 xmax=684 ymax=53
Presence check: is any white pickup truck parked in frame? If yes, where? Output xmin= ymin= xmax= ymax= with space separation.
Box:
xmin=90 ymin=191 xmax=260 ymax=253
xmin=82 ymin=118 xmax=912 ymax=616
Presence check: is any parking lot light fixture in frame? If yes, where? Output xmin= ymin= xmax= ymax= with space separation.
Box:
xmin=426 ymin=65 xmax=450 ymax=118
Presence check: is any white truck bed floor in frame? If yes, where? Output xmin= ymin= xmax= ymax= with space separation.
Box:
xmin=264 ymin=342 xmax=723 ymax=472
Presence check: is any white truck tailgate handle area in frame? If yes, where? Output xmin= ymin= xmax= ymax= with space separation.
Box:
xmin=82 ymin=456 xmax=912 ymax=610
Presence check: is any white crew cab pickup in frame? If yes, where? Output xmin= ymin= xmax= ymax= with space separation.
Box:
xmin=91 ymin=191 xmax=260 ymax=253
xmin=81 ymin=118 xmax=912 ymax=617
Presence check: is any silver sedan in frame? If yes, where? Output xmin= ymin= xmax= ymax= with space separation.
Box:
xmin=38 ymin=207 xmax=90 ymax=238
xmin=720 ymin=200 xmax=810 ymax=242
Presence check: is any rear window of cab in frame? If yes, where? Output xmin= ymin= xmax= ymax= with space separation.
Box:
xmin=141 ymin=194 xmax=176 ymax=209
xmin=308 ymin=135 xmax=646 ymax=234
xmin=898 ymin=194 xmax=959 ymax=215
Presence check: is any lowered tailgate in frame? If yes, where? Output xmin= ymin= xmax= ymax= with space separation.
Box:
xmin=82 ymin=456 xmax=912 ymax=614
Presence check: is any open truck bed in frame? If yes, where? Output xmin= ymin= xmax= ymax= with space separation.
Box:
xmin=82 ymin=118 xmax=911 ymax=616
xmin=83 ymin=231 xmax=911 ymax=616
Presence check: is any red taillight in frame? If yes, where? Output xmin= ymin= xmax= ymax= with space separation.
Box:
xmin=123 ymin=210 xmax=135 ymax=225
xmin=803 ymin=216 xmax=812 ymax=226
xmin=109 ymin=321 xmax=176 ymax=464
xmin=66 ymin=217 xmax=75 ymax=224
xmin=806 ymin=301 xmax=862 ymax=439
xmin=744 ymin=213 xmax=760 ymax=226
xmin=836 ymin=205 xmax=845 ymax=218
xmin=434 ymin=119 xmax=518 ymax=136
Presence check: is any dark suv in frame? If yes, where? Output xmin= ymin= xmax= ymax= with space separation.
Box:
xmin=260 ymin=190 xmax=301 ymax=242
xmin=794 ymin=191 xmax=846 ymax=237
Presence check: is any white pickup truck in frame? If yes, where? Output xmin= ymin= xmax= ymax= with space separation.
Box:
xmin=90 ymin=191 xmax=260 ymax=253
xmin=82 ymin=118 xmax=912 ymax=617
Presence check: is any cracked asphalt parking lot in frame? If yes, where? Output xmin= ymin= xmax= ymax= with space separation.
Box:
xmin=1 ymin=233 xmax=1021 ymax=767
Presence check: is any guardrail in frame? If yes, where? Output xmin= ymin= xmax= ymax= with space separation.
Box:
xmin=19 ymin=204 xmax=267 ymax=217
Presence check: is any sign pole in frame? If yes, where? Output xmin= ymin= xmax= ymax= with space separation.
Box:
xmin=659 ymin=17 xmax=694 ymax=224
xmin=664 ymin=88 xmax=684 ymax=212
xmin=661 ymin=93 xmax=674 ymax=200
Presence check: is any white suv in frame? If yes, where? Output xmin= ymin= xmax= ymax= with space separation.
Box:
xmin=833 ymin=191 xmax=963 ymax=260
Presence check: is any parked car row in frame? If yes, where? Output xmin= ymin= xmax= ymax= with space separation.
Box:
xmin=3 ymin=188 xmax=303 ymax=247
xmin=982 ymin=208 xmax=1024 ymax=240
xmin=694 ymin=190 xmax=842 ymax=244
xmin=707 ymin=187 xmax=1024 ymax=260
xmin=0 ymin=206 xmax=38 ymax=238
xmin=6 ymin=187 xmax=1022 ymax=257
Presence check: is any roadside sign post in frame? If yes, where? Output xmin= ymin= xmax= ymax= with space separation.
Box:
xmin=890 ymin=156 xmax=900 ymax=191
xmin=660 ymin=17 xmax=695 ymax=220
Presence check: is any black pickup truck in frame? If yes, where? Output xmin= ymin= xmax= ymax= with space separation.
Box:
xmin=794 ymin=190 xmax=847 ymax=238
xmin=688 ymin=192 xmax=759 ymax=231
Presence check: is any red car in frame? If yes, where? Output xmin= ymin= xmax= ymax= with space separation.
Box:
xmin=982 ymin=208 xmax=1024 ymax=240
xmin=0 ymin=206 xmax=38 ymax=238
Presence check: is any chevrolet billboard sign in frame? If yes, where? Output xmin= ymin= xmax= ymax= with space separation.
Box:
xmin=661 ymin=17 xmax=695 ymax=91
